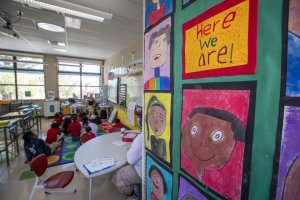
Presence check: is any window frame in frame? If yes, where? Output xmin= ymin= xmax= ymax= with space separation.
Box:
xmin=58 ymin=60 xmax=101 ymax=99
xmin=0 ymin=54 xmax=45 ymax=100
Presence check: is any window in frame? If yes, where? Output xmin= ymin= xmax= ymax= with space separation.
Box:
xmin=0 ymin=54 xmax=45 ymax=100
xmin=58 ymin=60 xmax=101 ymax=99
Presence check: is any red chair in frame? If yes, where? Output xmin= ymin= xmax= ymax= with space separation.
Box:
xmin=108 ymin=127 xmax=122 ymax=133
xmin=29 ymin=154 xmax=76 ymax=200
xmin=80 ymin=132 xmax=90 ymax=145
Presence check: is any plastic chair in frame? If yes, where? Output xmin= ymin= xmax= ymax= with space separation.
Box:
xmin=29 ymin=154 xmax=76 ymax=200
xmin=108 ymin=127 xmax=122 ymax=133
xmin=80 ymin=132 xmax=90 ymax=145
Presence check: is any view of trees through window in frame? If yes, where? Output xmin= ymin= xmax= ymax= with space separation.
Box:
xmin=0 ymin=55 xmax=101 ymax=100
xmin=0 ymin=55 xmax=45 ymax=100
xmin=58 ymin=60 xmax=101 ymax=99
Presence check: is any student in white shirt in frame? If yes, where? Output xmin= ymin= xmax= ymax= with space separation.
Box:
xmin=112 ymin=133 xmax=143 ymax=200
xmin=88 ymin=115 xmax=98 ymax=136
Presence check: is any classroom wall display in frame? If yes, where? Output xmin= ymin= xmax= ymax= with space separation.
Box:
xmin=180 ymin=82 xmax=256 ymax=200
xmin=145 ymin=0 xmax=173 ymax=30
xmin=273 ymin=106 xmax=300 ymax=200
xmin=146 ymin=153 xmax=173 ymax=200
xmin=285 ymin=0 xmax=300 ymax=97
xmin=178 ymin=176 xmax=210 ymax=200
xmin=144 ymin=16 xmax=172 ymax=91
xmin=182 ymin=0 xmax=258 ymax=79
xmin=145 ymin=92 xmax=172 ymax=164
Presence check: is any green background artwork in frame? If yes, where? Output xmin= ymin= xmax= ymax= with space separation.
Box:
xmin=169 ymin=0 xmax=281 ymax=199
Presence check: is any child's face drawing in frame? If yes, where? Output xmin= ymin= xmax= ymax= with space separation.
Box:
xmin=289 ymin=0 xmax=300 ymax=37
xmin=182 ymin=113 xmax=235 ymax=175
xmin=150 ymin=169 xmax=165 ymax=200
xmin=149 ymin=32 xmax=168 ymax=69
xmin=149 ymin=105 xmax=166 ymax=136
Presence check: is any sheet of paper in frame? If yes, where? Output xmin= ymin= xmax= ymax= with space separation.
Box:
xmin=127 ymin=101 xmax=136 ymax=126
xmin=83 ymin=157 xmax=115 ymax=174
xmin=123 ymin=132 xmax=137 ymax=139
xmin=112 ymin=140 xmax=127 ymax=146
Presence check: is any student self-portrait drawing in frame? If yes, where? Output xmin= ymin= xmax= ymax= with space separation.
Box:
xmin=282 ymin=155 xmax=300 ymax=199
xmin=274 ymin=106 xmax=300 ymax=200
xmin=178 ymin=176 xmax=209 ymax=200
xmin=145 ymin=0 xmax=173 ymax=29
xmin=145 ymin=93 xmax=171 ymax=163
xmin=181 ymin=86 xmax=252 ymax=200
xmin=149 ymin=165 xmax=167 ymax=200
xmin=181 ymin=107 xmax=245 ymax=177
xmin=146 ymin=96 xmax=166 ymax=160
xmin=144 ymin=17 xmax=171 ymax=91
xmin=286 ymin=0 xmax=300 ymax=96
xmin=146 ymin=155 xmax=173 ymax=200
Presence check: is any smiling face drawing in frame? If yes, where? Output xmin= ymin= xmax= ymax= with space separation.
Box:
xmin=182 ymin=112 xmax=236 ymax=176
xmin=149 ymin=32 xmax=168 ymax=69
xmin=150 ymin=168 xmax=165 ymax=200
xmin=149 ymin=105 xmax=166 ymax=136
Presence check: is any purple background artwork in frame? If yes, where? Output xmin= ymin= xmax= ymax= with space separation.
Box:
xmin=276 ymin=106 xmax=300 ymax=199
xmin=144 ymin=17 xmax=171 ymax=85
xmin=178 ymin=177 xmax=208 ymax=200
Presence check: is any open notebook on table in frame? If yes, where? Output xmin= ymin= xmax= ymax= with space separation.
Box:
xmin=83 ymin=157 xmax=115 ymax=175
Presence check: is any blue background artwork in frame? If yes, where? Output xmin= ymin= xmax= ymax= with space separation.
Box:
xmin=145 ymin=0 xmax=173 ymax=29
xmin=286 ymin=32 xmax=300 ymax=96
xmin=146 ymin=155 xmax=173 ymax=200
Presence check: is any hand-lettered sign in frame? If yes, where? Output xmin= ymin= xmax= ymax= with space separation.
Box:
xmin=182 ymin=0 xmax=258 ymax=79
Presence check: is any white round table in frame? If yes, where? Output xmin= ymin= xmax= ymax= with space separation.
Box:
xmin=74 ymin=132 xmax=132 ymax=200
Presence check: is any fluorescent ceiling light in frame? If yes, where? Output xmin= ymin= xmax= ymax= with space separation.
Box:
xmin=37 ymin=22 xmax=65 ymax=32
xmin=53 ymin=48 xmax=67 ymax=52
xmin=12 ymin=0 xmax=113 ymax=23
xmin=58 ymin=42 xmax=66 ymax=47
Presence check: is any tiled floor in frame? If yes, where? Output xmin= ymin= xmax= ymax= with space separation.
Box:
xmin=0 ymin=117 xmax=127 ymax=200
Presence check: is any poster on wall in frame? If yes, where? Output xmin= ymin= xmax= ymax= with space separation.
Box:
xmin=285 ymin=0 xmax=300 ymax=97
xmin=178 ymin=175 xmax=211 ymax=200
xmin=145 ymin=92 xmax=172 ymax=164
xmin=273 ymin=106 xmax=300 ymax=199
xmin=146 ymin=153 xmax=173 ymax=200
xmin=182 ymin=0 xmax=258 ymax=79
xmin=180 ymin=81 xmax=256 ymax=200
xmin=144 ymin=16 xmax=172 ymax=91
xmin=145 ymin=0 xmax=173 ymax=30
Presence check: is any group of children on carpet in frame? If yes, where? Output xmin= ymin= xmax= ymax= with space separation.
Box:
xmin=23 ymin=109 xmax=124 ymax=164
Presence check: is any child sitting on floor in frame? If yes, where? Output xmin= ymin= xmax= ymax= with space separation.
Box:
xmin=80 ymin=116 xmax=89 ymax=133
xmin=45 ymin=122 xmax=64 ymax=145
xmin=88 ymin=115 xmax=99 ymax=135
xmin=112 ymin=119 xmax=124 ymax=129
xmin=62 ymin=116 xmax=72 ymax=135
xmin=23 ymin=130 xmax=61 ymax=164
xmin=53 ymin=112 xmax=63 ymax=125
xmin=80 ymin=126 xmax=96 ymax=145
xmin=77 ymin=112 xmax=87 ymax=122
xmin=68 ymin=115 xmax=82 ymax=142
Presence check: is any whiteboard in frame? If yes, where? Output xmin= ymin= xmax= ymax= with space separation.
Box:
xmin=120 ymin=74 xmax=143 ymax=106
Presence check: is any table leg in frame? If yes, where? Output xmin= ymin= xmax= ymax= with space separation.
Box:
xmin=36 ymin=111 xmax=40 ymax=135
xmin=38 ymin=110 xmax=42 ymax=132
xmin=4 ymin=128 xmax=9 ymax=166
xmin=14 ymin=126 xmax=19 ymax=155
xmin=89 ymin=178 xmax=92 ymax=200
